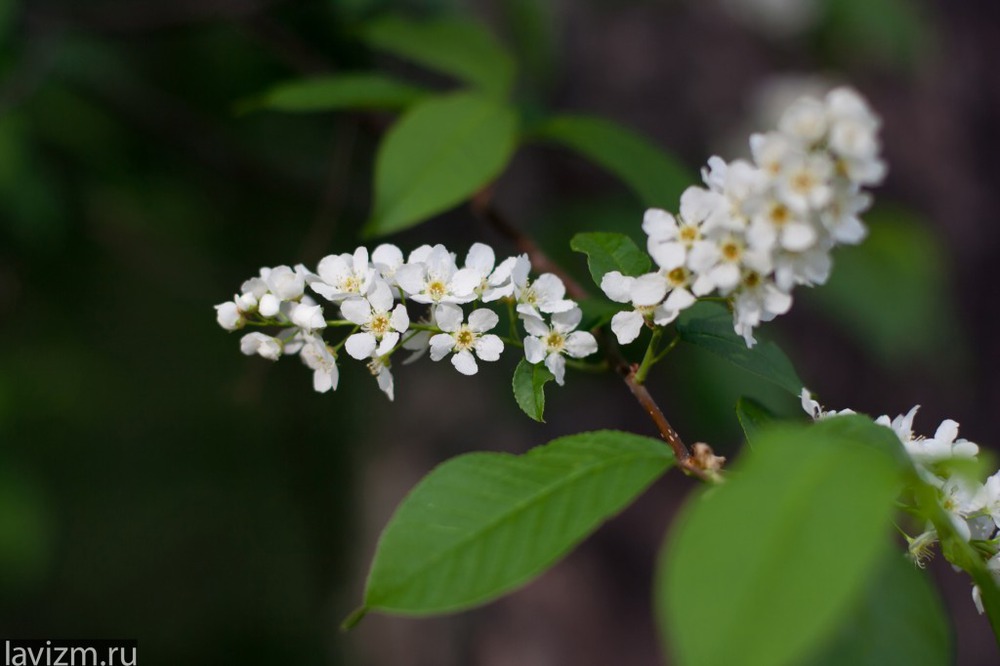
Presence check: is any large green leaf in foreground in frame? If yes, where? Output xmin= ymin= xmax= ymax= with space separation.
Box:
xmin=359 ymin=430 xmax=673 ymax=617
xmin=810 ymin=552 xmax=952 ymax=666
xmin=658 ymin=415 xmax=905 ymax=666
xmin=367 ymin=92 xmax=518 ymax=236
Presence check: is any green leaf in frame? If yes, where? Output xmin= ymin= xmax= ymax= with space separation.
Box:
xmin=361 ymin=430 xmax=674 ymax=616
xmin=734 ymin=396 xmax=776 ymax=445
xmin=236 ymin=73 xmax=427 ymax=115
xmin=675 ymin=302 xmax=803 ymax=395
xmin=367 ymin=92 xmax=518 ymax=236
xmin=658 ymin=415 xmax=905 ymax=666
xmin=570 ymin=231 xmax=651 ymax=286
xmin=512 ymin=359 xmax=555 ymax=422
xmin=821 ymin=0 xmax=933 ymax=70
xmin=533 ymin=115 xmax=692 ymax=208
xmin=810 ymin=553 xmax=952 ymax=666
xmin=362 ymin=16 xmax=515 ymax=99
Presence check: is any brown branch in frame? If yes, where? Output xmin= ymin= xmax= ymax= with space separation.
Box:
xmin=218 ymin=20 xmax=720 ymax=479
xmin=470 ymin=190 xmax=723 ymax=481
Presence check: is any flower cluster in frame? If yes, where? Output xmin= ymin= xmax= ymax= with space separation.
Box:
xmin=802 ymin=389 xmax=998 ymax=613
xmin=604 ymin=86 xmax=885 ymax=348
xmin=214 ymin=244 xmax=598 ymax=399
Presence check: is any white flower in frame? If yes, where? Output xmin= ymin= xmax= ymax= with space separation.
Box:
xmin=643 ymin=189 xmax=720 ymax=270
xmin=776 ymin=152 xmax=834 ymax=213
xmin=341 ymin=280 xmax=409 ymax=360
xmin=820 ymin=187 xmax=871 ymax=245
xmin=601 ymin=267 xmax=697 ymax=346
xmin=366 ymin=354 xmax=395 ymax=401
xmin=878 ymin=407 xmax=980 ymax=466
xmin=771 ymin=245 xmax=833 ymax=291
xmin=914 ymin=419 xmax=980 ymax=464
xmin=264 ymin=265 xmax=305 ymax=301
xmin=289 ymin=302 xmax=326 ymax=332
xmin=778 ymin=96 xmax=828 ymax=144
xmin=602 ymin=272 xmax=646 ymax=345
xmin=458 ymin=243 xmax=519 ymax=302
xmin=235 ymin=292 xmax=259 ymax=314
xmin=702 ymin=157 xmax=766 ymax=231
xmin=750 ymin=131 xmax=799 ymax=178
xmin=691 ymin=232 xmax=752 ymax=294
xmin=240 ymin=332 xmax=282 ymax=360
xmin=875 ymin=405 xmax=921 ymax=447
xmin=512 ymin=256 xmax=576 ymax=319
xmin=428 ymin=304 xmax=504 ymax=375
xmin=300 ymin=335 xmax=339 ymax=393
xmin=938 ymin=475 xmax=982 ymax=540
xmin=825 ymin=87 xmax=886 ymax=186
xmin=732 ymin=271 xmax=793 ymax=347
xmin=974 ymin=472 xmax=1000 ymax=529
xmin=748 ymin=195 xmax=818 ymax=253
xmin=215 ymin=301 xmax=244 ymax=331
xmin=240 ymin=273 xmax=270 ymax=301
xmin=799 ymin=387 xmax=855 ymax=420
xmin=372 ymin=244 xmax=405 ymax=288
xmin=522 ymin=307 xmax=598 ymax=385
xmin=311 ymin=247 xmax=375 ymax=302
xmin=482 ymin=254 xmax=521 ymax=301
xmin=395 ymin=244 xmax=478 ymax=305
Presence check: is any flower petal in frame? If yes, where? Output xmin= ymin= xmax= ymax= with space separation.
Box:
xmin=520 ymin=313 xmax=549 ymax=337
xmin=551 ymin=307 xmax=583 ymax=332
xmin=340 ymin=297 xmax=372 ymax=325
xmin=376 ymin=332 xmax=399 ymax=356
xmin=600 ymin=271 xmax=634 ymax=303
xmin=429 ymin=333 xmax=456 ymax=361
xmin=465 ymin=243 xmax=495 ymax=276
xmin=544 ymin=353 xmax=566 ymax=386
xmin=452 ymin=350 xmax=478 ymax=375
xmin=468 ymin=308 xmax=499 ymax=333
xmin=642 ymin=208 xmax=678 ymax=240
xmin=345 ymin=332 xmax=377 ymax=360
xmin=564 ymin=331 xmax=598 ymax=358
xmin=394 ymin=264 xmax=426 ymax=296
xmin=631 ymin=273 xmax=669 ymax=306
xmin=611 ymin=310 xmax=644 ymax=344
xmin=390 ymin=303 xmax=410 ymax=332
xmin=449 ymin=268 xmax=480 ymax=299
xmin=475 ymin=334 xmax=504 ymax=361
xmin=524 ymin=336 xmax=546 ymax=364
xmin=368 ymin=279 xmax=395 ymax=312
xmin=434 ymin=303 xmax=464 ymax=332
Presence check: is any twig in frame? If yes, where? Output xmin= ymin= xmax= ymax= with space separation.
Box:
xmin=470 ymin=189 xmax=722 ymax=481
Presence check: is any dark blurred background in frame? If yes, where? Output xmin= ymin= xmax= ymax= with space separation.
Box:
xmin=2 ymin=0 xmax=999 ymax=663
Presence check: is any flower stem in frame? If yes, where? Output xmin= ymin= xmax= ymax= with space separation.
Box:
xmin=408 ymin=323 xmax=442 ymax=333
xmin=633 ymin=328 xmax=663 ymax=384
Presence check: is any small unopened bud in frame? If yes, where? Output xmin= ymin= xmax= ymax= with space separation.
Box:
xmin=236 ymin=292 xmax=258 ymax=314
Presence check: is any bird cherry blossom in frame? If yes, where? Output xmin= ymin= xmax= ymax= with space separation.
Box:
xmin=428 ymin=304 xmax=504 ymax=376
xmin=523 ymin=308 xmax=598 ymax=386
